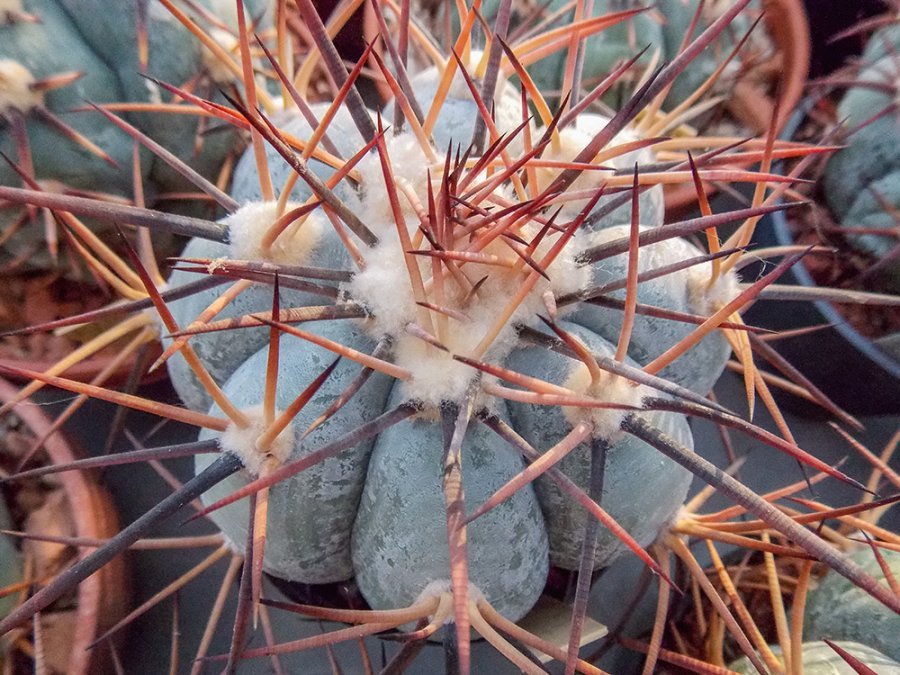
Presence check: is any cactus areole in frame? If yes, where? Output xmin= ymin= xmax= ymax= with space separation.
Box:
xmin=168 ymin=60 xmax=737 ymax=626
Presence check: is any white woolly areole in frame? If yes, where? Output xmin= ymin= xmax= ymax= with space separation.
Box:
xmin=217 ymin=406 xmax=294 ymax=476
xmin=225 ymin=201 xmax=323 ymax=264
xmin=0 ymin=0 xmax=23 ymax=16
xmin=204 ymin=28 xmax=240 ymax=84
xmin=415 ymin=580 xmax=485 ymax=623
xmin=562 ymin=364 xmax=645 ymax=444
xmin=347 ymin=209 xmax=590 ymax=405
xmin=0 ymin=60 xmax=41 ymax=111
xmin=535 ymin=113 xmax=657 ymax=218
xmin=356 ymin=132 xmax=431 ymax=230
xmin=685 ymin=262 xmax=740 ymax=317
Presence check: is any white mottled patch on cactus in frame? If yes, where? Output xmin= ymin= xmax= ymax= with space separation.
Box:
xmin=225 ymin=200 xmax=323 ymax=265
xmin=0 ymin=59 xmax=42 ymax=111
xmin=0 ymin=0 xmax=22 ymax=19
xmin=217 ymin=405 xmax=294 ymax=476
xmin=203 ymin=28 xmax=240 ymax=84
xmin=143 ymin=78 xmax=163 ymax=106
xmin=562 ymin=363 xmax=644 ymax=443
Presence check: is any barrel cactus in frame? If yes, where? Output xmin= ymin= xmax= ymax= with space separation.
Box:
xmin=822 ymin=20 xmax=900 ymax=290
xmin=0 ymin=1 xmax=897 ymax=673
xmin=805 ymin=547 xmax=900 ymax=662
xmin=174 ymin=94 xmax=700 ymax=628
xmin=730 ymin=641 xmax=900 ymax=675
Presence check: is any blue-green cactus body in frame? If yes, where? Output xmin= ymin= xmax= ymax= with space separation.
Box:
xmin=56 ymin=0 xmax=268 ymax=195
xmin=571 ymin=225 xmax=732 ymax=394
xmin=730 ymin=641 xmax=900 ymax=675
xmin=165 ymin=215 xmax=351 ymax=412
xmin=351 ymin=392 xmax=549 ymax=621
xmin=843 ymin=170 xmax=900 ymax=270
xmin=196 ymin=320 xmax=393 ymax=584
xmin=476 ymin=0 xmax=758 ymax=111
xmin=167 ymin=104 xmax=367 ymax=411
xmin=516 ymin=0 xmax=661 ymax=101
xmin=1 ymin=0 xmax=269 ymax=269
xmin=0 ymin=497 xmax=22 ymax=621
xmin=504 ymin=321 xmax=693 ymax=569
xmin=656 ymin=0 xmax=761 ymax=109
xmin=804 ymin=548 xmax=900 ymax=662
xmin=0 ymin=1 xmax=136 ymax=268
xmin=0 ymin=0 xmax=133 ymax=186
xmin=823 ymin=52 xmax=900 ymax=225
xmin=863 ymin=20 xmax=900 ymax=63
xmin=821 ymin=22 xmax=900 ymax=311
xmin=382 ymin=64 xmax=525 ymax=155
xmin=540 ymin=112 xmax=665 ymax=232
xmin=229 ymin=103 xmax=366 ymax=205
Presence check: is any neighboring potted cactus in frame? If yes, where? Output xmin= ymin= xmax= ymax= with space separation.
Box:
xmin=747 ymin=14 xmax=900 ymax=415
xmin=805 ymin=548 xmax=900 ymax=661
xmin=730 ymin=641 xmax=900 ymax=674
xmin=0 ymin=1 xmax=896 ymax=674
xmin=0 ymin=0 xmax=274 ymax=386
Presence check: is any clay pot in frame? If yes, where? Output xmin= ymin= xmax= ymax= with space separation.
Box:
xmin=0 ymin=377 xmax=128 ymax=674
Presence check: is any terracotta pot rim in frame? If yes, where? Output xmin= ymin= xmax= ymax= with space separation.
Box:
xmin=0 ymin=377 xmax=127 ymax=675
xmin=662 ymin=0 xmax=813 ymax=213
xmin=0 ymin=341 xmax=164 ymax=388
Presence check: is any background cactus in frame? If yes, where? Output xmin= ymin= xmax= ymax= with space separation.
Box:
xmin=821 ymin=20 xmax=900 ymax=290
xmin=0 ymin=0 xmax=268 ymax=269
xmin=0 ymin=1 xmax=897 ymax=674
xmin=804 ymin=548 xmax=900 ymax=661
xmin=730 ymin=641 xmax=900 ymax=675
xmin=453 ymin=0 xmax=772 ymax=114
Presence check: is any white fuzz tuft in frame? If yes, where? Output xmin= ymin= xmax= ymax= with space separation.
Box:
xmin=217 ymin=405 xmax=294 ymax=476
xmin=415 ymin=580 xmax=485 ymax=622
xmin=225 ymin=201 xmax=323 ymax=265
xmin=348 ymin=225 xmax=589 ymax=405
xmin=347 ymin=238 xmax=417 ymax=336
xmin=0 ymin=59 xmax=42 ymax=111
xmin=562 ymin=365 xmax=645 ymax=444
xmin=203 ymin=28 xmax=240 ymax=84
xmin=143 ymin=78 xmax=163 ymax=105
xmin=356 ymin=132 xmax=430 ymax=231
xmin=686 ymin=263 xmax=740 ymax=316
xmin=347 ymin=132 xmax=593 ymax=405
xmin=535 ymin=113 xmax=661 ymax=220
